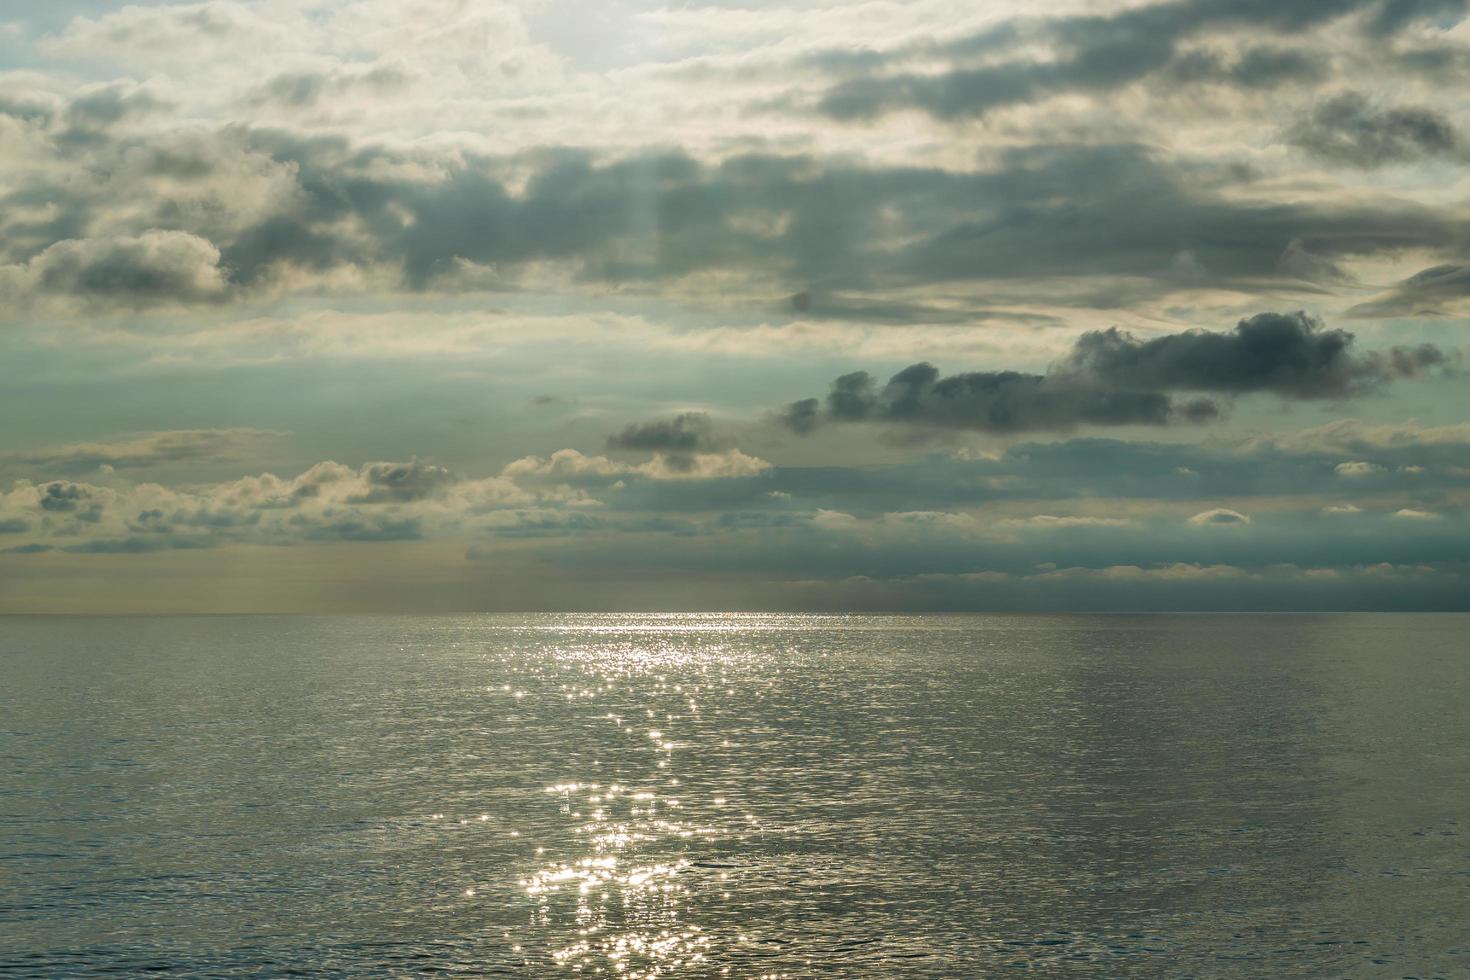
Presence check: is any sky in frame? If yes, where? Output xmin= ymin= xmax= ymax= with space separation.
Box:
xmin=0 ymin=0 xmax=1467 ymax=612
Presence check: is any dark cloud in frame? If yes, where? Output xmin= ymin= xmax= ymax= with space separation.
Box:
xmin=812 ymin=0 xmax=1463 ymax=122
xmin=1163 ymin=46 xmax=1329 ymax=89
xmin=1364 ymin=0 xmax=1469 ymax=36
xmin=64 ymin=85 xmax=167 ymax=129
xmin=348 ymin=461 xmax=456 ymax=503
xmin=62 ymin=536 xmax=214 ymax=554
xmin=8 ymin=121 xmax=1464 ymax=310
xmin=776 ymin=398 xmax=823 ymax=435
xmin=55 ymin=85 xmax=169 ymax=150
xmin=1286 ymin=92 xmax=1460 ymax=167
xmin=780 ymin=363 xmax=1200 ymax=437
xmin=1390 ymin=40 xmax=1470 ymax=77
xmin=0 ymin=93 xmax=59 ymax=125
xmin=607 ymin=413 xmax=718 ymax=452
xmin=39 ymin=482 xmax=96 ymax=514
xmin=886 ymin=144 xmax=1455 ymax=292
xmin=780 ymin=313 xmax=1442 ymax=436
xmin=0 ymin=518 xmax=30 ymax=534
xmin=27 ymin=231 xmax=227 ymax=306
xmin=1058 ymin=312 xmax=1445 ymax=398
xmin=1347 ymin=263 xmax=1470 ymax=316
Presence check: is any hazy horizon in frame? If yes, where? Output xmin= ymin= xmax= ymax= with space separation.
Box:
xmin=2 ymin=0 xmax=1468 ymax=612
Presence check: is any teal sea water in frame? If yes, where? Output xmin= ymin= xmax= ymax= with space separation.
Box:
xmin=2 ymin=614 xmax=1468 ymax=977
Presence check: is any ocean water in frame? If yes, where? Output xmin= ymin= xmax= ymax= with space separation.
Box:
xmin=2 ymin=614 xmax=1468 ymax=978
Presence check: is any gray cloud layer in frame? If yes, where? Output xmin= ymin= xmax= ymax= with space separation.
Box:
xmin=3 ymin=114 xmax=1464 ymax=315
xmin=780 ymin=313 xmax=1445 ymax=436
xmin=1287 ymin=91 xmax=1461 ymax=167
xmin=2 ymin=429 xmax=283 ymax=476
xmin=813 ymin=0 xmax=1465 ymax=121
xmin=1349 ymin=263 xmax=1470 ymax=316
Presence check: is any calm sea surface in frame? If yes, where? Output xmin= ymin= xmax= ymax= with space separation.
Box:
xmin=2 ymin=614 xmax=1468 ymax=977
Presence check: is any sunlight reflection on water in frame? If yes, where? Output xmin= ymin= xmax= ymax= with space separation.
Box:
xmin=4 ymin=614 xmax=1470 ymax=977
xmin=490 ymin=626 xmax=789 ymax=977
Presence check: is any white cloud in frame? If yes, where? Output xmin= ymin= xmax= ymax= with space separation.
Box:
xmin=999 ymin=514 xmax=1136 ymax=529
xmin=1334 ymin=460 xmax=1383 ymax=477
xmin=1187 ymin=507 xmax=1251 ymax=526
xmin=503 ymin=448 xmax=770 ymax=483
xmin=1034 ymin=562 xmax=1251 ymax=581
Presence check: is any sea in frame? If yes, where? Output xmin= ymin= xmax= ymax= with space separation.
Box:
xmin=2 ymin=614 xmax=1467 ymax=978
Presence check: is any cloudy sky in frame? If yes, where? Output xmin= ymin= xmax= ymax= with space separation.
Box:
xmin=1 ymin=0 xmax=1467 ymax=612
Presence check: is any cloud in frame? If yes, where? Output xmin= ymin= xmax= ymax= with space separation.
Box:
xmin=777 ymin=362 xmax=1196 ymax=437
xmin=62 ymin=83 xmax=169 ymax=135
xmin=1248 ymin=418 xmax=1470 ymax=455
xmin=1058 ymin=312 xmax=1446 ymax=398
xmin=2 ymin=440 xmax=1466 ymax=618
xmin=349 ymin=460 xmax=457 ymax=503
xmin=1188 ymin=507 xmax=1252 ymax=525
xmin=1286 ymin=91 xmax=1460 ymax=167
xmin=0 ymin=456 xmax=583 ymax=554
xmin=1 ymin=429 xmax=284 ymax=475
xmin=0 ymin=444 xmax=776 ymax=556
xmin=1162 ymin=45 xmax=1328 ymax=90
xmin=0 ymin=0 xmax=1463 ymax=618
xmin=1364 ymin=0 xmax=1470 ymax=37
xmin=1035 ymin=562 xmax=1252 ymax=582
xmin=7 ymin=231 xmax=230 ymax=308
xmin=1393 ymin=507 xmax=1440 ymax=519
xmin=778 ymin=313 xmax=1441 ymax=436
xmin=1347 ymin=264 xmax=1470 ymax=317
xmin=640 ymin=451 xmax=770 ymax=481
xmin=41 ymin=2 xmax=290 ymax=66
xmin=810 ymin=0 xmax=1460 ymax=122
xmin=505 ymin=447 xmax=771 ymax=483
xmin=999 ymin=515 xmax=1137 ymax=529
xmin=245 ymin=65 xmax=412 ymax=110
xmin=4 ymin=115 xmax=1464 ymax=317
xmin=38 ymin=482 xmax=100 ymax=516
xmin=607 ymin=412 xmax=719 ymax=452
xmin=63 ymin=535 xmax=214 ymax=554
xmin=770 ymin=559 xmax=1467 ymax=613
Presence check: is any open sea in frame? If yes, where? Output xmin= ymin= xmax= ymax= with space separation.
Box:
xmin=2 ymin=613 xmax=1468 ymax=978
